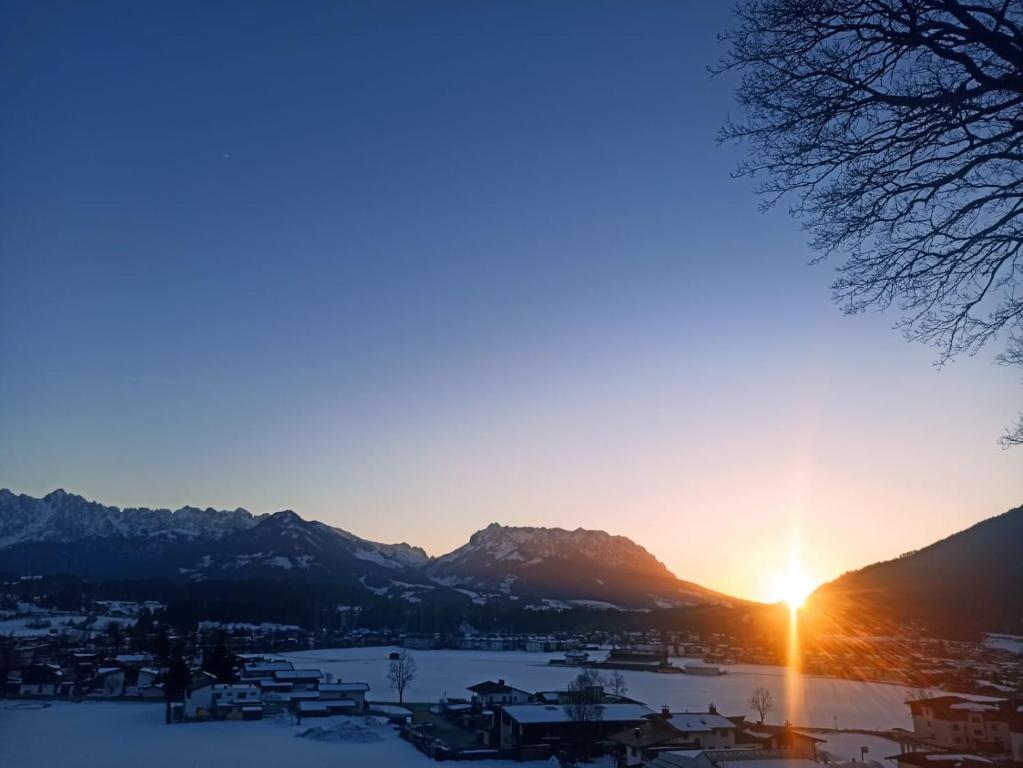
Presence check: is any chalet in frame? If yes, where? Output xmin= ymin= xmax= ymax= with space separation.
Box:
xmin=17 ymin=663 xmax=63 ymax=696
xmin=735 ymin=723 xmax=824 ymax=758
xmin=239 ymin=660 xmax=294 ymax=680
xmin=647 ymin=747 xmax=820 ymax=768
xmin=294 ymin=699 xmax=330 ymax=720
xmin=182 ymin=673 xmax=217 ymax=719
xmin=212 ymin=683 xmax=261 ymax=719
xmin=907 ymin=695 xmax=1016 ymax=753
xmin=888 ymin=752 xmax=995 ymax=768
xmin=92 ymin=667 xmax=126 ymax=697
xmin=272 ymin=669 xmax=322 ymax=691
xmin=318 ymin=682 xmax=370 ymax=710
xmin=499 ymin=702 xmax=653 ymax=759
xmin=468 ymin=679 xmax=532 ymax=708
xmin=609 ymin=709 xmax=739 ymax=767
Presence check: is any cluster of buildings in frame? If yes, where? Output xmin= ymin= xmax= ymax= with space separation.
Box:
xmin=8 ymin=652 xmax=167 ymax=699
xmin=899 ymin=694 xmax=1023 ymax=763
xmin=175 ymin=655 xmax=370 ymax=722
xmin=404 ymin=676 xmax=826 ymax=765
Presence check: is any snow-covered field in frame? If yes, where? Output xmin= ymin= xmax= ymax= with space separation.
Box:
xmin=815 ymin=731 xmax=904 ymax=764
xmin=0 ymin=701 xmax=531 ymax=768
xmin=0 ymin=613 xmax=128 ymax=637
xmin=282 ymin=647 xmax=915 ymax=730
xmin=0 ymin=648 xmax=918 ymax=767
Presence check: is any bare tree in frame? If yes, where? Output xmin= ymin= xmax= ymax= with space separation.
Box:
xmin=748 ymin=685 xmax=775 ymax=724
xmin=607 ymin=670 xmax=628 ymax=698
xmin=719 ymin=0 xmax=1023 ymax=445
xmin=565 ymin=670 xmax=605 ymax=759
xmin=388 ymin=650 xmax=417 ymax=704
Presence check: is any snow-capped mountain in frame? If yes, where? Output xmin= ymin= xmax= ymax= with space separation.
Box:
xmin=0 ymin=488 xmax=261 ymax=546
xmin=0 ymin=490 xmax=731 ymax=610
xmin=428 ymin=523 xmax=733 ymax=609
xmin=0 ymin=489 xmax=428 ymax=585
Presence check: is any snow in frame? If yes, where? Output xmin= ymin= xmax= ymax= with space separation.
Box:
xmin=0 ymin=613 xmax=128 ymax=637
xmin=280 ymin=647 xmax=917 ymax=730
xmin=984 ymin=633 xmax=1023 ymax=654
xmin=814 ymin=731 xmax=905 ymax=762
xmin=0 ymin=701 xmax=524 ymax=768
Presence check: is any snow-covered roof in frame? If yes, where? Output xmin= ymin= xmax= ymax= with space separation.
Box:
xmin=319 ymin=682 xmax=369 ymax=692
xmin=503 ymin=703 xmax=651 ymax=724
xmin=273 ymin=669 xmax=321 ymax=680
xmin=668 ymin=713 xmax=736 ymax=732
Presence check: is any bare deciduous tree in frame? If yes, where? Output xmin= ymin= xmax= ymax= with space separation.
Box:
xmin=719 ymin=0 xmax=1023 ymax=445
xmin=565 ymin=670 xmax=605 ymax=759
xmin=748 ymin=685 xmax=775 ymax=724
xmin=607 ymin=670 xmax=628 ymax=698
xmin=388 ymin=650 xmax=417 ymax=705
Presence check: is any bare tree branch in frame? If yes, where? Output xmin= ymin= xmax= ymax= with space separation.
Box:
xmin=718 ymin=0 xmax=1023 ymax=444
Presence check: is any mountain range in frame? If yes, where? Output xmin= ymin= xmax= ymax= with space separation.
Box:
xmin=0 ymin=489 xmax=730 ymax=611
xmin=3 ymin=489 xmax=1020 ymax=634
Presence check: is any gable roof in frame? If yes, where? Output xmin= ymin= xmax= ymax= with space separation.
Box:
xmin=609 ymin=716 xmax=687 ymax=748
xmin=468 ymin=680 xmax=529 ymax=695
xmin=503 ymin=703 xmax=652 ymax=725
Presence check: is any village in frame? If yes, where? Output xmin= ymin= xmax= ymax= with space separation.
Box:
xmin=3 ymin=597 xmax=1023 ymax=767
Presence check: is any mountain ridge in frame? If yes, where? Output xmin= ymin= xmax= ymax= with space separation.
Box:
xmin=0 ymin=488 xmax=731 ymax=610
xmin=808 ymin=504 xmax=1023 ymax=635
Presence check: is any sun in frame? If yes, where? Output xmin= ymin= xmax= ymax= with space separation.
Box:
xmin=767 ymin=527 xmax=817 ymax=610
xmin=777 ymin=569 xmax=814 ymax=610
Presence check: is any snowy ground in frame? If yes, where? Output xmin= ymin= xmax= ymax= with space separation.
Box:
xmin=283 ymin=647 xmax=916 ymax=731
xmin=0 ymin=613 xmax=128 ymax=637
xmin=814 ymin=731 xmax=904 ymax=764
xmin=0 ymin=649 xmax=919 ymax=767
xmin=0 ymin=699 xmax=900 ymax=768
xmin=0 ymin=700 xmax=539 ymax=768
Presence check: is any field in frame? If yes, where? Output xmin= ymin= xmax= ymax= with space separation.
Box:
xmin=283 ymin=647 xmax=916 ymax=730
xmin=0 ymin=648 xmax=914 ymax=767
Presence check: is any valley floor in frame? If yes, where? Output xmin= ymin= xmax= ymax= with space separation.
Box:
xmin=0 ymin=648 xmax=915 ymax=767
xmin=283 ymin=647 xmax=916 ymax=730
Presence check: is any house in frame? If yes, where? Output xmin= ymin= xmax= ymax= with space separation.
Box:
xmin=92 ymin=667 xmax=126 ymax=697
xmin=468 ymin=679 xmax=532 ymax=708
xmin=888 ymin=752 xmax=995 ymax=768
xmin=17 ymin=663 xmax=63 ymax=696
xmin=735 ymin=723 xmax=824 ymax=759
xmin=499 ymin=702 xmax=653 ymax=759
xmin=182 ymin=673 xmax=217 ymax=720
xmin=239 ymin=660 xmax=294 ymax=680
xmin=318 ymin=682 xmax=370 ymax=710
xmin=212 ymin=684 xmax=261 ymax=718
xmin=609 ymin=709 xmax=739 ymax=768
xmin=294 ymin=699 xmax=330 ymax=721
xmin=907 ymin=695 xmax=1016 ymax=753
xmin=272 ymin=669 xmax=322 ymax=691
xmin=647 ymin=748 xmax=819 ymax=768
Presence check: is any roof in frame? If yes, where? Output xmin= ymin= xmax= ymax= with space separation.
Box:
xmin=502 ymin=703 xmax=652 ymax=725
xmin=609 ymin=716 xmax=687 ymax=748
xmin=273 ymin=669 xmax=322 ymax=680
xmin=649 ymin=750 xmax=819 ymax=768
xmin=888 ymin=754 xmax=995 ymax=768
xmin=668 ymin=713 xmax=736 ymax=732
xmin=324 ymin=698 xmax=358 ymax=707
xmin=467 ymin=680 xmax=529 ymax=695
xmin=319 ymin=682 xmax=369 ymax=692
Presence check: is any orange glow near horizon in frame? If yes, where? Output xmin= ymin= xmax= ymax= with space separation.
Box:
xmin=766 ymin=526 xmax=817 ymax=609
xmin=780 ymin=524 xmax=807 ymax=725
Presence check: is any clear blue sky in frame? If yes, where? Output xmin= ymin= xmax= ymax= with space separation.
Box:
xmin=1 ymin=1 xmax=1020 ymax=599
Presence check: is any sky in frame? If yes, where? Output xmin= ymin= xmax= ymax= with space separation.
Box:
xmin=1 ymin=1 xmax=1020 ymax=602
